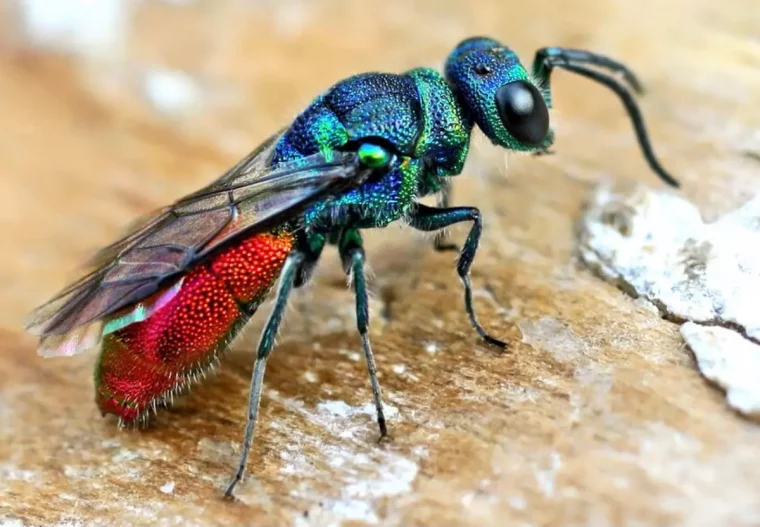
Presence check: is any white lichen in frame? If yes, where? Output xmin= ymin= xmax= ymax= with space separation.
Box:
xmin=265 ymin=393 xmax=415 ymax=525
xmin=159 ymin=481 xmax=175 ymax=495
xmin=681 ymin=323 xmax=760 ymax=416
xmin=578 ymin=184 xmax=760 ymax=417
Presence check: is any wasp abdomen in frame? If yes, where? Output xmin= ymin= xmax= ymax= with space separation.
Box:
xmin=95 ymin=231 xmax=294 ymax=424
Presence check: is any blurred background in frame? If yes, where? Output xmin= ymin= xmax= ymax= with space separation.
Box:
xmin=2 ymin=1 xmax=760 ymax=526
xmin=2 ymin=0 xmax=759 ymax=330
xmin=0 ymin=0 xmax=760 ymax=325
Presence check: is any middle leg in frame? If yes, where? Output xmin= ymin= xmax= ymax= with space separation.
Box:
xmin=225 ymin=250 xmax=305 ymax=497
xmin=338 ymin=228 xmax=388 ymax=439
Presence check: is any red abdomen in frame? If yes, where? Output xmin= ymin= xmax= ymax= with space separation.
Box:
xmin=95 ymin=230 xmax=294 ymax=424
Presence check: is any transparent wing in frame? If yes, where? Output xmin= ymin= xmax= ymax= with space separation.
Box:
xmin=85 ymin=130 xmax=284 ymax=269
xmin=27 ymin=135 xmax=367 ymax=339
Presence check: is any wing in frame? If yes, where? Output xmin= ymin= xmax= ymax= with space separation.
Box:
xmin=26 ymin=134 xmax=369 ymax=342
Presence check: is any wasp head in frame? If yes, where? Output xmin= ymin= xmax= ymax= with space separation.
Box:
xmin=445 ymin=37 xmax=553 ymax=152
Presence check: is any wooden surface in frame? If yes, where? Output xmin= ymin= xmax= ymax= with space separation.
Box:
xmin=2 ymin=1 xmax=760 ymax=525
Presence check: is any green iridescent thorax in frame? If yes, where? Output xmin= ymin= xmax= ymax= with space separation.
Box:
xmin=406 ymin=67 xmax=473 ymax=196
xmin=273 ymin=69 xmax=472 ymax=234
xmin=407 ymin=68 xmax=472 ymax=175
xmin=300 ymin=156 xmax=423 ymax=233
xmin=271 ymin=94 xmax=350 ymax=163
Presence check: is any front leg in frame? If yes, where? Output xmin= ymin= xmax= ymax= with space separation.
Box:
xmin=225 ymin=250 xmax=305 ymax=498
xmin=407 ymin=203 xmax=506 ymax=348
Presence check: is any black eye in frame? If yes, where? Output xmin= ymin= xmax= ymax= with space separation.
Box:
xmin=495 ymin=81 xmax=549 ymax=146
xmin=474 ymin=63 xmax=492 ymax=76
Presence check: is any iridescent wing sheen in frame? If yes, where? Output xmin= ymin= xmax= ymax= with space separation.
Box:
xmin=26 ymin=135 xmax=368 ymax=343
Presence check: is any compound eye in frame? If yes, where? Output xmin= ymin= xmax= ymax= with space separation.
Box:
xmin=495 ymin=80 xmax=549 ymax=146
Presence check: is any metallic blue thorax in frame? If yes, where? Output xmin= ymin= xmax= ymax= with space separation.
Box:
xmin=271 ymin=68 xmax=473 ymax=231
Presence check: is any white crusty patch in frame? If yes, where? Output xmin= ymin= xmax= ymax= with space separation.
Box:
xmin=159 ymin=481 xmax=175 ymax=495
xmin=578 ymin=184 xmax=760 ymax=416
xmin=681 ymin=323 xmax=760 ymax=416
xmin=260 ymin=392 xmax=417 ymax=525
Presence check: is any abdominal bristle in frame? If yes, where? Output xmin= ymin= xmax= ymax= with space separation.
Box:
xmin=127 ymin=352 xmax=226 ymax=428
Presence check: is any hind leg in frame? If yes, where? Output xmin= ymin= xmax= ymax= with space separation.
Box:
xmin=225 ymin=250 xmax=305 ymax=498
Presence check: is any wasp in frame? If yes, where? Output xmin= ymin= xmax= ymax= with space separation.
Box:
xmin=26 ymin=37 xmax=678 ymax=497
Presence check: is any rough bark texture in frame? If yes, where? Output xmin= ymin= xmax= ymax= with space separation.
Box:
xmin=2 ymin=1 xmax=760 ymax=526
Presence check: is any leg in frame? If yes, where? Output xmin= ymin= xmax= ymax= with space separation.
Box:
xmin=338 ymin=228 xmax=388 ymax=439
xmin=294 ymin=233 xmax=325 ymax=288
xmin=433 ymin=185 xmax=458 ymax=252
xmin=408 ymin=203 xmax=506 ymax=348
xmin=532 ymin=47 xmax=679 ymax=188
xmin=225 ymin=250 xmax=305 ymax=498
